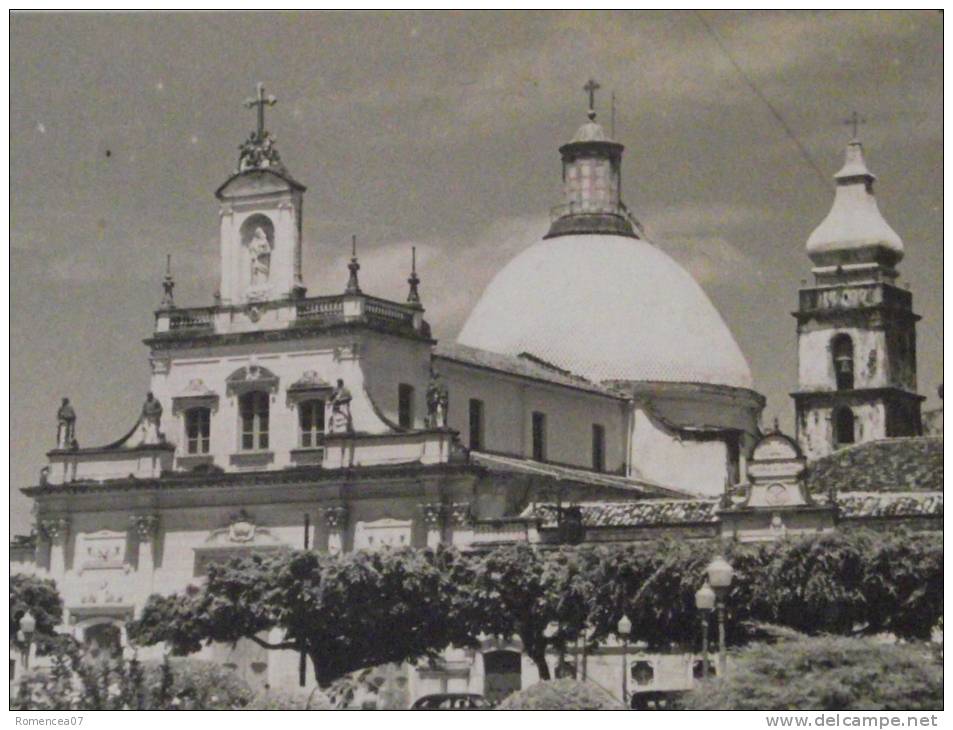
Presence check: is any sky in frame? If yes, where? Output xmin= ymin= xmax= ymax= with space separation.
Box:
xmin=10 ymin=10 xmax=943 ymax=534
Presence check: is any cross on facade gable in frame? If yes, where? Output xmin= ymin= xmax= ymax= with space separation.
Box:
xmin=245 ymin=82 xmax=277 ymax=139
xmin=843 ymin=111 xmax=866 ymax=140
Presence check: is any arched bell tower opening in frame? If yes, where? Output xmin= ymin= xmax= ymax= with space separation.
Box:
xmin=833 ymin=406 xmax=855 ymax=448
xmin=831 ymin=334 xmax=854 ymax=391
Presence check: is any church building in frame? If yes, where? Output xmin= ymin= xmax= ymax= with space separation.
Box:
xmin=13 ymin=83 xmax=940 ymax=706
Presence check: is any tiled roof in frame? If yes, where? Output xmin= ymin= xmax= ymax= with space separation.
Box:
xmin=836 ymin=491 xmax=942 ymax=519
xmin=805 ymin=437 xmax=942 ymax=494
xmin=522 ymin=500 xmax=719 ymax=528
xmin=435 ymin=342 xmax=620 ymax=398
xmin=470 ymin=451 xmax=691 ymax=499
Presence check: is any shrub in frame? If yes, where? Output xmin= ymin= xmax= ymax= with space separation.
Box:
xmin=497 ymin=679 xmax=624 ymax=710
xmin=244 ymin=689 xmax=333 ymax=710
xmin=12 ymin=651 xmax=255 ymax=710
xmin=141 ymin=658 xmax=254 ymax=709
xmin=680 ymin=636 xmax=942 ymax=711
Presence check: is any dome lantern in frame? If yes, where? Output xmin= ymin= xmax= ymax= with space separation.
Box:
xmin=545 ymin=79 xmax=639 ymax=240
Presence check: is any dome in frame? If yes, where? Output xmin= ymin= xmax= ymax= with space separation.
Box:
xmin=805 ymin=140 xmax=903 ymax=266
xmin=457 ymin=234 xmax=754 ymax=389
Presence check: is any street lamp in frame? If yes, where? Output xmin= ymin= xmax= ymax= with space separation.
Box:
xmin=617 ymin=614 xmax=632 ymax=708
xmin=694 ymin=582 xmax=715 ymax=680
xmin=705 ymin=556 xmax=734 ymax=676
xmin=18 ymin=611 xmax=36 ymax=672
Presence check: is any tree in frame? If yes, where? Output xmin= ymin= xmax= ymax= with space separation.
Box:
xmin=458 ymin=544 xmax=597 ymax=680
xmin=10 ymin=574 xmax=64 ymax=652
xmin=128 ymin=547 xmax=473 ymax=688
xmin=858 ymin=529 xmax=942 ymax=640
xmin=586 ymin=539 xmax=717 ymax=650
xmin=680 ymin=635 xmax=942 ymax=710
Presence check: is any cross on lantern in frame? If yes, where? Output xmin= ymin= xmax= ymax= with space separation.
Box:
xmin=584 ymin=78 xmax=601 ymax=115
xmin=843 ymin=111 xmax=866 ymax=140
xmin=245 ymin=82 xmax=277 ymax=139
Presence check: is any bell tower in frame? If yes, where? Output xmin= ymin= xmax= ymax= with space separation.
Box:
xmin=792 ymin=126 xmax=923 ymax=459
xmin=215 ymin=83 xmax=306 ymax=304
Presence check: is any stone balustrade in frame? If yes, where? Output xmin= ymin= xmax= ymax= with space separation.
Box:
xmin=154 ymin=293 xmax=425 ymax=339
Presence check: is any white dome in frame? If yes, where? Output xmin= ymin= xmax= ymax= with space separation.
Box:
xmin=457 ymin=234 xmax=754 ymax=389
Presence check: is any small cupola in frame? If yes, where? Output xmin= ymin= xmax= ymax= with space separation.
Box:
xmin=806 ymin=129 xmax=904 ymax=278
xmin=545 ymin=79 xmax=639 ymax=240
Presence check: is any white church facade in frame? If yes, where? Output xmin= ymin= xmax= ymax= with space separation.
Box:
xmin=14 ymin=83 xmax=938 ymax=706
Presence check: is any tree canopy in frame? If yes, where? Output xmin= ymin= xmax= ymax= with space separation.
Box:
xmin=10 ymin=574 xmax=63 ymax=651
xmin=128 ymin=529 xmax=941 ymax=685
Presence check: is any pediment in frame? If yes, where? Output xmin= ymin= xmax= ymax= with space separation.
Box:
xmin=226 ymin=364 xmax=279 ymax=395
xmin=215 ymin=169 xmax=304 ymax=200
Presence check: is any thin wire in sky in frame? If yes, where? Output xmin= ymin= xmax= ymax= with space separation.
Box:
xmin=693 ymin=11 xmax=832 ymax=193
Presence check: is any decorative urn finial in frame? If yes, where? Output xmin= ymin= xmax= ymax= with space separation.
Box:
xmin=406 ymin=246 xmax=421 ymax=308
xmin=345 ymin=234 xmax=362 ymax=295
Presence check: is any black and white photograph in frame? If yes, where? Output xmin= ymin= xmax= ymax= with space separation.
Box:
xmin=8 ymin=9 xmax=943 ymax=716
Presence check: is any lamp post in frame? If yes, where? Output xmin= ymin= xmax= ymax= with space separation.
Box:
xmin=18 ymin=611 xmax=36 ymax=673
xmin=694 ymin=582 xmax=715 ymax=681
xmin=617 ymin=614 xmax=632 ymax=708
xmin=705 ymin=555 xmax=734 ymax=676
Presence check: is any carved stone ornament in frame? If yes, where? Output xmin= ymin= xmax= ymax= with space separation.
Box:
xmin=419 ymin=503 xmax=445 ymax=527
xmin=149 ymin=357 xmax=171 ymax=375
xmin=130 ymin=515 xmax=159 ymax=541
xmin=80 ymin=579 xmax=125 ymax=606
xmin=38 ymin=518 xmax=70 ymax=542
xmin=322 ymin=505 xmax=349 ymax=530
xmin=449 ymin=503 xmax=472 ymax=527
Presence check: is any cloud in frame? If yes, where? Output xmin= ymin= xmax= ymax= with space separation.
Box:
xmin=306 ymin=214 xmax=549 ymax=340
xmin=642 ymin=202 xmax=769 ymax=287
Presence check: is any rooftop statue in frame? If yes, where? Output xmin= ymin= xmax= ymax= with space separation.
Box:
xmin=139 ymin=392 xmax=164 ymax=445
xmin=426 ymin=369 xmax=449 ymax=428
xmin=330 ymin=379 xmax=353 ymax=434
xmin=56 ymin=397 xmax=76 ymax=449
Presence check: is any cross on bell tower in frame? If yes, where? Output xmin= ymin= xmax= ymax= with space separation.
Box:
xmin=245 ymin=82 xmax=277 ymax=140
xmin=583 ymin=78 xmax=601 ymax=120
xmin=842 ymin=111 xmax=866 ymax=140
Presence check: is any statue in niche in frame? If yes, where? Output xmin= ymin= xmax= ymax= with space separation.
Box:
xmin=329 ymin=378 xmax=353 ymax=434
xmin=248 ymin=227 xmax=271 ymax=286
xmin=425 ymin=369 xmax=449 ymax=428
xmin=139 ymin=392 xmax=164 ymax=445
xmin=56 ymin=397 xmax=76 ymax=449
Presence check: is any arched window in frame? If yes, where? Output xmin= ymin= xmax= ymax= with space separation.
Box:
xmin=834 ymin=407 xmax=855 ymax=447
xmin=239 ymin=391 xmax=269 ymax=451
xmin=185 ymin=407 xmax=211 ymax=454
xmin=832 ymin=334 xmax=854 ymax=390
xmin=298 ymin=399 xmax=325 ymax=448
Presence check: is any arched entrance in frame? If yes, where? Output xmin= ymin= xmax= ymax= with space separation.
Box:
xmin=84 ymin=623 xmax=122 ymax=660
xmin=482 ymin=650 xmax=522 ymax=704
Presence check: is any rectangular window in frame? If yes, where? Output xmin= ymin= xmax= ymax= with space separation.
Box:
xmin=468 ymin=399 xmax=485 ymax=451
xmin=398 ymin=384 xmax=414 ymax=429
xmin=240 ymin=391 xmax=269 ymax=451
xmin=591 ymin=423 xmax=605 ymax=472
xmin=185 ymin=408 xmax=211 ymax=455
xmin=299 ymin=399 xmax=325 ymax=448
xmin=532 ymin=411 xmax=546 ymax=462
